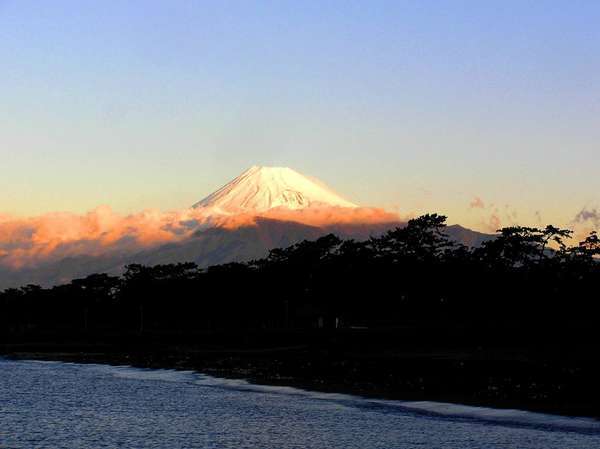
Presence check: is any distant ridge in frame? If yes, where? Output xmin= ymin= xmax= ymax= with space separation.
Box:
xmin=193 ymin=166 xmax=357 ymax=213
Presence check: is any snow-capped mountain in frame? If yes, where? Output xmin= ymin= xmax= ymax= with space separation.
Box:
xmin=193 ymin=166 xmax=357 ymax=213
xmin=0 ymin=165 xmax=491 ymax=289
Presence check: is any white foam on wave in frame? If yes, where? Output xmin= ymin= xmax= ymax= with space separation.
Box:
xmin=366 ymin=399 xmax=600 ymax=432
xmin=193 ymin=373 xmax=356 ymax=402
xmin=26 ymin=359 xmax=62 ymax=365
xmin=193 ymin=373 xmax=600 ymax=433
xmin=88 ymin=364 xmax=198 ymax=383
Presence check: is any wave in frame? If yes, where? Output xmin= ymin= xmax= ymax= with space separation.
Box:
xmin=75 ymin=362 xmax=600 ymax=435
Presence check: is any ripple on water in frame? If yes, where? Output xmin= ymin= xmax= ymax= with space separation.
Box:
xmin=1 ymin=358 xmax=599 ymax=449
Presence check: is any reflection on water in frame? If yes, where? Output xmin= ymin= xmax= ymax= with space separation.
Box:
xmin=1 ymin=358 xmax=599 ymax=448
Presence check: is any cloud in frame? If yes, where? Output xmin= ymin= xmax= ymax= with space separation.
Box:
xmin=573 ymin=207 xmax=600 ymax=228
xmin=0 ymin=205 xmax=401 ymax=269
xmin=488 ymin=214 xmax=502 ymax=232
xmin=467 ymin=196 xmax=515 ymax=233
xmin=469 ymin=197 xmax=485 ymax=209
xmin=0 ymin=206 xmax=204 ymax=269
xmin=570 ymin=207 xmax=600 ymax=243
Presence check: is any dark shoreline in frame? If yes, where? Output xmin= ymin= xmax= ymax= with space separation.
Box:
xmin=3 ymin=335 xmax=599 ymax=420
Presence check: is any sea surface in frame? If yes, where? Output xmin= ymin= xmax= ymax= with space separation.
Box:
xmin=1 ymin=357 xmax=600 ymax=448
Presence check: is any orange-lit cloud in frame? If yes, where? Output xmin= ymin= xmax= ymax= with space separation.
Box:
xmin=467 ymin=197 xmax=520 ymax=233
xmin=0 ymin=205 xmax=401 ymax=269
xmin=469 ymin=197 xmax=485 ymax=209
xmin=487 ymin=213 xmax=502 ymax=233
xmin=0 ymin=206 xmax=206 ymax=269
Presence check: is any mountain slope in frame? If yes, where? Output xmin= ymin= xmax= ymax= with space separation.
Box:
xmin=0 ymin=218 xmax=392 ymax=288
xmin=0 ymin=217 xmax=495 ymax=290
xmin=193 ymin=166 xmax=357 ymax=213
xmin=0 ymin=165 xmax=494 ymax=289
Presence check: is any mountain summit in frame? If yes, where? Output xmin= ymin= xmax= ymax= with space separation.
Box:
xmin=193 ymin=166 xmax=358 ymax=213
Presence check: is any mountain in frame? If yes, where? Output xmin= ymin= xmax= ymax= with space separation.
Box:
xmin=445 ymin=224 xmax=493 ymax=248
xmin=193 ymin=166 xmax=357 ymax=213
xmin=0 ymin=166 xmax=492 ymax=289
xmin=0 ymin=218 xmax=400 ymax=289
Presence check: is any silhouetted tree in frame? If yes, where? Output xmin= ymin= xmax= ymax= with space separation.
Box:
xmin=1 ymin=214 xmax=599 ymax=337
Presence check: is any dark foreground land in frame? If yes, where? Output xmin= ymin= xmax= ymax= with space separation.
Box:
xmin=3 ymin=216 xmax=600 ymax=418
xmin=3 ymin=325 xmax=600 ymax=419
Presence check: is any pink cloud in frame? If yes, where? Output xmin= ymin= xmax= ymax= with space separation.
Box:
xmin=469 ymin=197 xmax=485 ymax=209
xmin=488 ymin=214 xmax=502 ymax=232
xmin=467 ymin=196 xmax=521 ymax=233
xmin=0 ymin=205 xmax=402 ymax=269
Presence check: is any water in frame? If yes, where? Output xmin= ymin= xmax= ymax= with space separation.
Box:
xmin=1 ymin=358 xmax=599 ymax=448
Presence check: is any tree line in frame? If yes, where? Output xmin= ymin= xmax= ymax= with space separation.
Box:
xmin=1 ymin=214 xmax=599 ymax=339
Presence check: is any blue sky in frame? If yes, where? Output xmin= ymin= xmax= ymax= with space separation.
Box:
xmin=1 ymin=1 xmax=599 ymax=231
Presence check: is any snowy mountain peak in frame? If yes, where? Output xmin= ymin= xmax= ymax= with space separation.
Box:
xmin=193 ymin=166 xmax=358 ymax=213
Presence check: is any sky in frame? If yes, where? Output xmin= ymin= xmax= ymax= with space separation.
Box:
xmin=2 ymin=0 xmax=600 ymax=233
